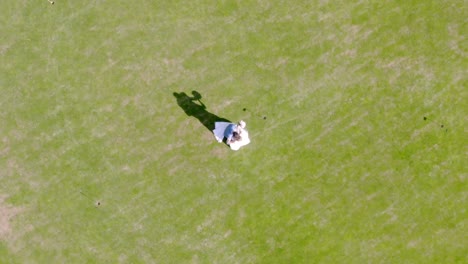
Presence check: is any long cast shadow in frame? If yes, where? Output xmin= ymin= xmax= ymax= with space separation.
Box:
xmin=173 ymin=91 xmax=231 ymax=131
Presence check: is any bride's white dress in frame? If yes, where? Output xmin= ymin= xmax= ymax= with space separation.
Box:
xmin=213 ymin=122 xmax=250 ymax=151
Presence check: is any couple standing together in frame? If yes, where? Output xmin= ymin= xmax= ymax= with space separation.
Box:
xmin=213 ymin=120 xmax=250 ymax=151
xmin=173 ymin=91 xmax=250 ymax=151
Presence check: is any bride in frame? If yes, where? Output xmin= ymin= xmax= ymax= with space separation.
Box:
xmin=213 ymin=120 xmax=250 ymax=150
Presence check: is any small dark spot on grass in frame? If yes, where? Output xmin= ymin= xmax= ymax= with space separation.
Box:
xmin=423 ymin=116 xmax=427 ymax=120
xmin=243 ymin=108 xmax=247 ymax=111
xmin=440 ymin=124 xmax=444 ymax=128
xmin=263 ymin=116 xmax=267 ymax=120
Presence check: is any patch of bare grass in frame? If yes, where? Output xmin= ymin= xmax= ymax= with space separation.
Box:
xmin=0 ymin=196 xmax=23 ymax=240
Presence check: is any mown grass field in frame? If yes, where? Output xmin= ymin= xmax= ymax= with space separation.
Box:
xmin=1 ymin=0 xmax=466 ymax=263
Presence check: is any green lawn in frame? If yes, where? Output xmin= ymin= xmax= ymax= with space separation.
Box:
xmin=1 ymin=0 xmax=466 ymax=263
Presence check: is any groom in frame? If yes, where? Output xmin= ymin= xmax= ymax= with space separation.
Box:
xmin=224 ymin=120 xmax=246 ymax=144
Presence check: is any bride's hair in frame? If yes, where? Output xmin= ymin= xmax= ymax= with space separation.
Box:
xmin=232 ymin=132 xmax=242 ymax=141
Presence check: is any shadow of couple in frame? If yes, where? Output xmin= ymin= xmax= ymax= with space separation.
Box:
xmin=173 ymin=91 xmax=231 ymax=132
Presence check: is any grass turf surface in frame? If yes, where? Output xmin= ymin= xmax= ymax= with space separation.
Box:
xmin=1 ymin=0 xmax=467 ymax=263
